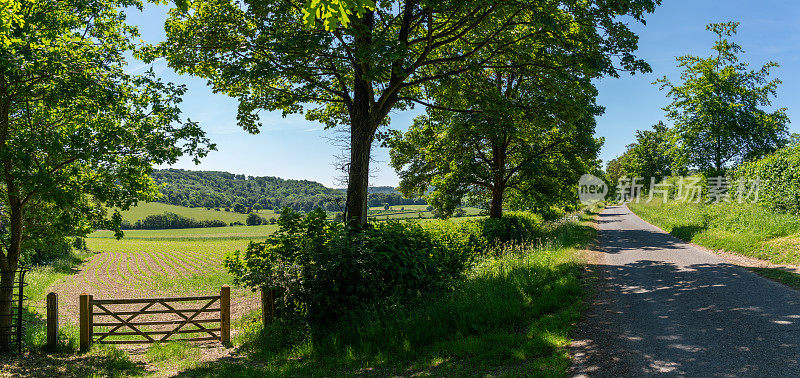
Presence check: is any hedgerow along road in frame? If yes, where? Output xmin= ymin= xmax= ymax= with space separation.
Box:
xmin=572 ymin=205 xmax=800 ymax=376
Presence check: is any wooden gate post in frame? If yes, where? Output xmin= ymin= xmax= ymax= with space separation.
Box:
xmin=79 ymin=293 xmax=90 ymax=351
xmin=46 ymin=292 xmax=58 ymax=350
xmin=220 ymin=285 xmax=230 ymax=344
xmin=261 ymin=287 xmax=275 ymax=326
xmin=88 ymin=294 xmax=93 ymax=346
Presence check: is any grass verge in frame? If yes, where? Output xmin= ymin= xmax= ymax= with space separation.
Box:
xmin=628 ymin=201 xmax=800 ymax=290
xmin=175 ymin=207 xmax=600 ymax=377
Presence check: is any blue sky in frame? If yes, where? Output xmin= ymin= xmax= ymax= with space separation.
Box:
xmin=127 ymin=0 xmax=800 ymax=188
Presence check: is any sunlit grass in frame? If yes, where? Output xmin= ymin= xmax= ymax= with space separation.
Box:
xmin=629 ymin=201 xmax=800 ymax=289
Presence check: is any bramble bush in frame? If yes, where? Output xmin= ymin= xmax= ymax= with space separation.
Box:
xmin=225 ymin=208 xmax=541 ymax=324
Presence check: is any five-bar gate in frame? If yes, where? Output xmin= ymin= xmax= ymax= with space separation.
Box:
xmin=80 ymin=285 xmax=230 ymax=350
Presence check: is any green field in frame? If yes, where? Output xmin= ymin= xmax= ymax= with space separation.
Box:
xmin=82 ymin=237 xmax=250 ymax=293
xmin=118 ymin=202 xmax=283 ymax=224
xmin=117 ymin=202 xmax=470 ymax=225
xmin=366 ymin=205 xmax=483 ymax=220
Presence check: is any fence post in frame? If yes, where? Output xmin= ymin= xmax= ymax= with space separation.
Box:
xmin=46 ymin=292 xmax=58 ymax=350
xmin=88 ymin=294 xmax=93 ymax=348
xmin=79 ymin=293 xmax=89 ymax=351
xmin=220 ymin=285 xmax=230 ymax=344
xmin=261 ymin=287 xmax=275 ymax=326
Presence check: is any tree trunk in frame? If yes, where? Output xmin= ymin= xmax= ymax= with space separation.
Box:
xmin=489 ymin=137 xmax=508 ymax=219
xmin=0 ymin=269 xmax=16 ymax=350
xmin=489 ymin=183 xmax=504 ymax=218
xmin=0 ymin=78 xmax=20 ymax=350
xmin=0 ymin=206 xmax=21 ymax=349
xmin=346 ymin=120 xmax=374 ymax=227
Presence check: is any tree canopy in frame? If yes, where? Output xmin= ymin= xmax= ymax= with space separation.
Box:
xmin=606 ymin=121 xmax=676 ymax=186
xmin=150 ymin=0 xmax=660 ymax=226
xmin=0 ymin=0 xmax=211 ymax=338
xmin=387 ymin=66 xmax=604 ymax=218
xmin=657 ymin=22 xmax=789 ymax=175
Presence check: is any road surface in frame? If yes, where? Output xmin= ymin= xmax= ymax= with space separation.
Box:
xmin=571 ymin=205 xmax=800 ymax=377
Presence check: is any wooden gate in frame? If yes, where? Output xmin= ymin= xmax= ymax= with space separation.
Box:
xmin=80 ymin=286 xmax=230 ymax=350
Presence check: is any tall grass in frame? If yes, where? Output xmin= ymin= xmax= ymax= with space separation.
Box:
xmin=628 ymin=201 xmax=800 ymax=264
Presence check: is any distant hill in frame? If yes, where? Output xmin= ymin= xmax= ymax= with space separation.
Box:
xmin=150 ymin=169 xmax=424 ymax=212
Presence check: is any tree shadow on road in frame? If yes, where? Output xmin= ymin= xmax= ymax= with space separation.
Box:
xmin=573 ymin=213 xmax=800 ymax=376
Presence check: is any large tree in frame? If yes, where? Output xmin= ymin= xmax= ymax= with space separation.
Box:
xmin=0 ymin=0 xmax=211 ymax=346
xmin=151 ymin=0 xmax=659 ymax=226
xmin=657 ymin=22 xmax=789 ymax=176
xmin=387 ymin=67 xmax=603 ymax=218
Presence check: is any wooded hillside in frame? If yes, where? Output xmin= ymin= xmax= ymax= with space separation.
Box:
xmin=151 ymin=169 xmax=425 ymax=212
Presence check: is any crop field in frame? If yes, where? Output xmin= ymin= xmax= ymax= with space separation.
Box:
xmin=44 ymin=235 xmax=267 ymax=327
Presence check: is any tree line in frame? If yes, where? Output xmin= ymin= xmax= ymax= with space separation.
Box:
xmin=606 ymin=22 xmax=790 ymax=192
xmin=151 ymin=169 xmax=426 ymax=213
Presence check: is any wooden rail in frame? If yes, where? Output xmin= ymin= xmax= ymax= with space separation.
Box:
xmin=80 ymin=286 xmax=230 ymax=351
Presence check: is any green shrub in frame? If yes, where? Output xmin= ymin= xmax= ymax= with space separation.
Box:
xmin=733 ymin=144 xmax=800 ymax=214
xmin=476 ymin=211 xmax=543 ymax=245
xmin=226 ymin=208 xmax=547 ymax=325
xmin=246 ymin=212 xmax=264 ymax=226
xmin=125 ymin=212 xmax=227 ymax=229
xmin=225 ymin=208 xmax=482 ymax=324
xmin=21 ymin=234 xmax=72 ymax=266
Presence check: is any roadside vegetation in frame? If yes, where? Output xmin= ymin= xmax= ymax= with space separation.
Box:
xmin=628 ymin=201 xmax=800 ymax=289
xmin=185 ymin=206 xmax=601 ymax=376
xmin=629 ymin=201 xmax=800 ymax=264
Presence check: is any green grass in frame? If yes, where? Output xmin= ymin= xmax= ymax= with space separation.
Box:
xmin=366 ymin=205 xmax=484 ymax=220
xmin=628 ymin=201 xmax=800 ymax=289
xmin=118 ymin=202 xmax=258 ymax=223
xmin=173 ymin=207 xmax=600 ymax=376
xmin=90 ymin=224 xmax=279 ymax=240
xmin=145 ymin=342 xmax=203 ymax=372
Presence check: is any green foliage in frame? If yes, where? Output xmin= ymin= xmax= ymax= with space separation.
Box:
xmin=193 ymin=209 xmax=597 ymax=376
xmin=629 ymin=201 xmax=800 ymax=265
xmin=657 ymin=22 xmax=789 ymax=175
xmin=232 ymin=202 xmax=247 ymax=214
xmin=388 ymin=67 xmax=604 ymax=218
xmin=225 ymin=208 xmax=481 ymax=324
xmin=608 ymin=122 xmax=677 ymax=185
xmin=150 ymin=169 xmax=423 ymax=212
xmin=150 ymin=0 xmax=659 ymax=225
xmin=0 ymin=0 xmax=212 ymax=282
xmin=732 ymin=144 xmax=800 ymax=214
xmin=246 ymin=212 xmax=264 ymax=226
xmin=20 ymin=234 xmax=72 ymax=266
xmin=476 ymin=212 xmax=544 ymax=246
xmin=301 ymin=0 xmax=375 ymax=30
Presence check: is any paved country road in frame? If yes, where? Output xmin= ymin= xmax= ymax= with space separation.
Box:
xmin=570 ymin=205 xmax=800 ymax=377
